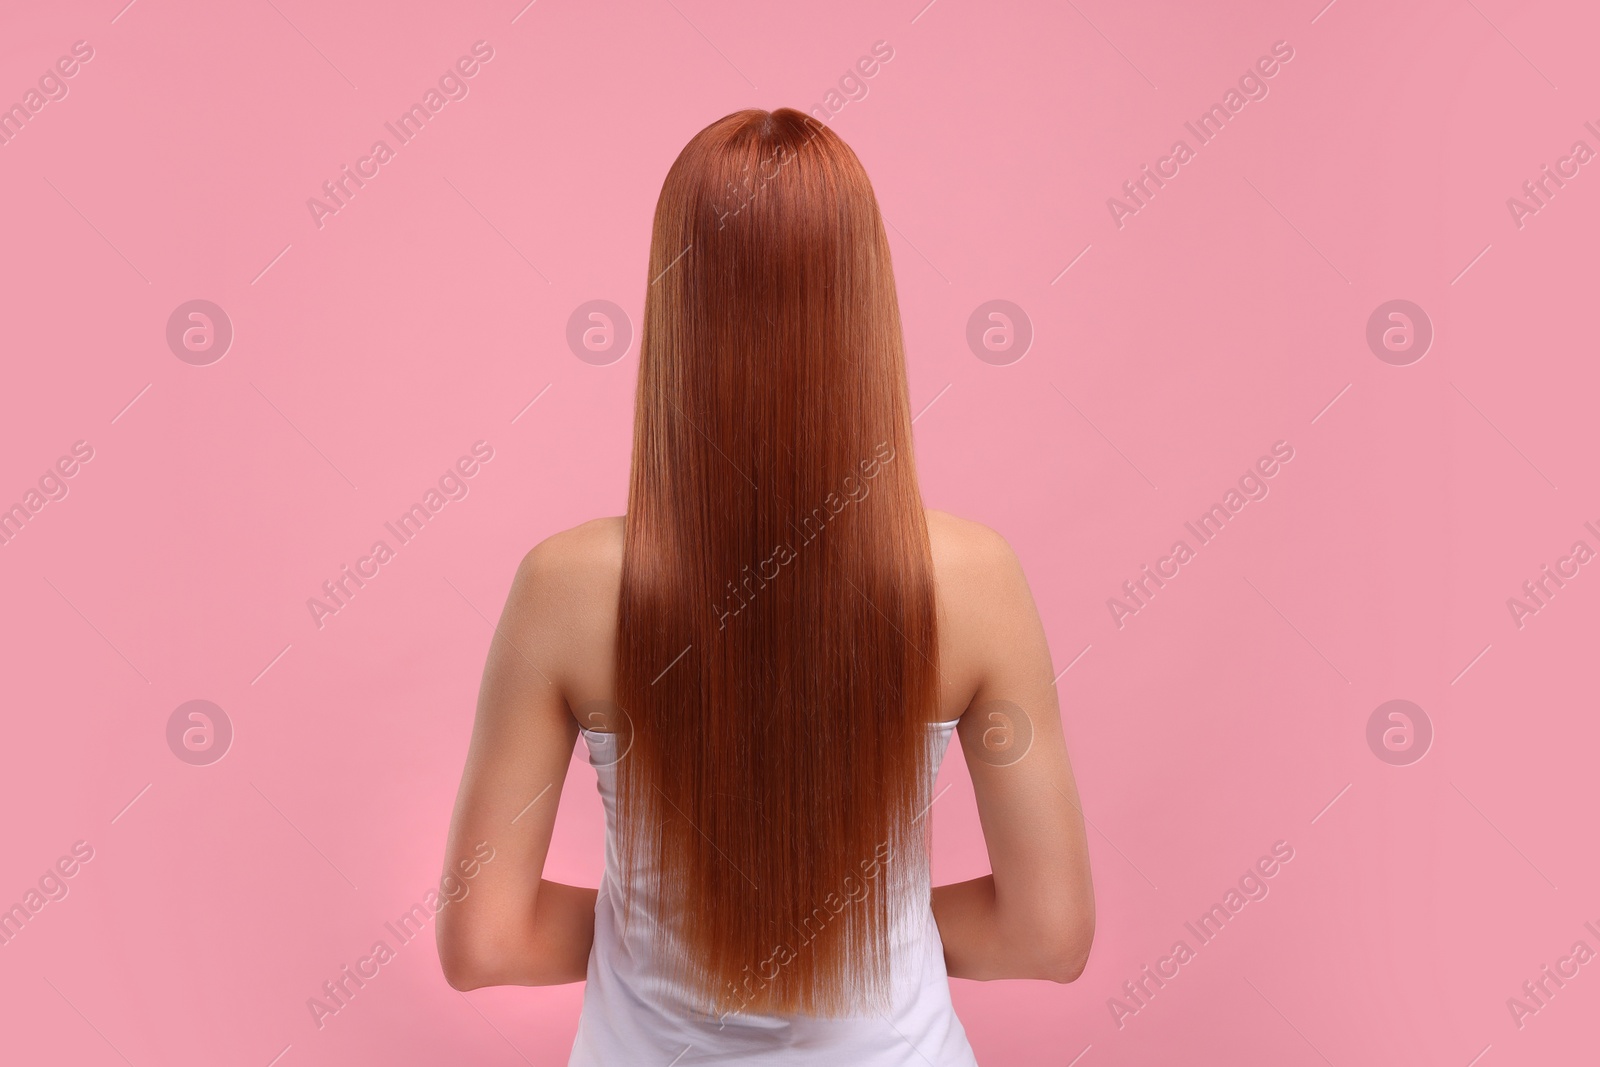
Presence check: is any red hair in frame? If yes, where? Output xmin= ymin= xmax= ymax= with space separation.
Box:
xmin=615 ymin=108 xmax=939 ymax=1018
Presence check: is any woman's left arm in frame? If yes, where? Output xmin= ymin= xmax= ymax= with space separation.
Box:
xmin=436 ymin=539 xmax=596 ymax=989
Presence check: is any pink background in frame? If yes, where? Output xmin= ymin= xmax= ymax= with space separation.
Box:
xmin=2 ymin=0 xmax=1596 ymax=1063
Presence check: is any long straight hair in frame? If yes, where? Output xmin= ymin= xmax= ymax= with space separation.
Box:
xmin=614 ymin=108 xmax=940 ymax=1019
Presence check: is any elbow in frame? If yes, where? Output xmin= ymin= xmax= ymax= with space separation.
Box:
xmin=1044 ymin=944 xmax=1092 ymax=984
xmin=1040 ymin=913 xmax=1096 ymax=984
xmin=438 ymin=938 xmax=492 ymax=991
xmin=441 ymin=960 xmax=489 ymax=992
xmin=438 ymin=921 xmax=579 ymax=989
xmin=437 ymin=922 xmax=505 ymax=991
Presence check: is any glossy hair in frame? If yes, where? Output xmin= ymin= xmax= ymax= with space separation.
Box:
xmin=614 ymin=107 xmax=940 ymax=1018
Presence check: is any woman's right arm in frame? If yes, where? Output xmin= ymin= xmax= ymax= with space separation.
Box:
xmin=930 ymin=524 xmax=1096 ymax=982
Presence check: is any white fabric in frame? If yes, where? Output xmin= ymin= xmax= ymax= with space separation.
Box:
xmin=568 ymin=718 xmax=978 ymax=1066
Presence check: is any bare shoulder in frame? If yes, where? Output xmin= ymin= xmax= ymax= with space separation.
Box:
xmin=925 ymin=508 xmax=1024 ymax=596
xmin=925 ymin=509 xmax=1037 ymax=716
xmin=514 ymin=515 xmax=624 ymax=590
xmin=501 ymin=517 xmax=624 ymax=691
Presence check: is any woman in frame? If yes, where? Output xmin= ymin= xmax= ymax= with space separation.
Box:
xmin=437 ymin=108 xmax=1094 ymax=1065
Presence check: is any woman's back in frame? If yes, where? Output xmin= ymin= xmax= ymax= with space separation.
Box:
xmin=438 ymin=502 xmax=1093 ymax=1055
xmin=522 ymin=509 xmax=1050 ymax=1064
xmin=544 ymin=508 xmax=1011 ymax=1062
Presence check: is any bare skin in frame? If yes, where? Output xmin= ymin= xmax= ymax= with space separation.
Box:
xmin=437 ymin=509 xmax=1095 ymax=990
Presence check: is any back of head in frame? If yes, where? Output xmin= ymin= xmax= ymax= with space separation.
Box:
xmin=616 ymin=107 xmax=939 ymax=1019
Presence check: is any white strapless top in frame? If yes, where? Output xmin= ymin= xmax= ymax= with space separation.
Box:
xmin=567 ymin=718 xmax=978 ymax=1066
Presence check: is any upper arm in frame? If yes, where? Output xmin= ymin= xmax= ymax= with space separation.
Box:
xmin=946 ymin=521 xmax=1095 ymax=965
xmin=436 ymin=536 xmax=584 ymax=981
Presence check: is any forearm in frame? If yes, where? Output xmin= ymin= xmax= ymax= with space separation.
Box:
xmin=931 ymin=876 xmax=1013 ymax=980
xmin=523 ymin=879 xmax=598 ymax=984
xmin=931 ymin=875 xmax=1088 ymax=982
xmin=443 ymin=879 xmax=597 ymax=988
